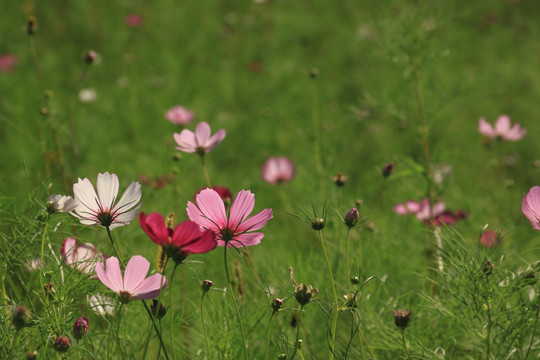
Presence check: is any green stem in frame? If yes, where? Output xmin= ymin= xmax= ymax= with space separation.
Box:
xmin=39 ymin=215 xmax=50 ymax=301
xmin=200 ymin=154 xmax=212 ymax=188
xmin=142 ymin=300 xmax=170 ymax=360
xmin=290 ymin=306 xmax=304 ymax=360
xmin=201 ymin=292 xmax=213 ymax=360
xmin=224 ymin=246 xmax=249 ymax=360
xmin=486 ymin=297 xmax=492 ymax=360
xmin=106 ymin=227 xmax=125 ymax=268
xmin=317 ymin=231 xmax=339 ymax=360
xmin=169 ymin=263 xmax=179 ymax=360
xmin=265 ymin=312 xmax=275 ymax=360
xmin=524 ymin=294 xmax=540 ymax=359
xmin=401 ymin=329 xmax=412 ymax=360
xmin=345 ymin=228 xmax=351 ymax=286
xmin=355 ymin=311 xmax=375 ymax=360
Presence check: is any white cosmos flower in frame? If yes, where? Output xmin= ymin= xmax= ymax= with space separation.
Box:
xmin=72 ymin=172 xmax=142 ymax=230
xmin=47 ymin=194 xmax=77 ymax=214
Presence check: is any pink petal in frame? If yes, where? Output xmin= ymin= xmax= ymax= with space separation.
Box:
xmin=236 ymin=208 xmax=273 ymax=233
xmin=405 ymin=200 xmax=421 ymax=213
xmin=173 ymin=130 xmax=197 ymax=153
xmin=132 ymin=273 xmax=167 ymax=299
xmin=393 ymin=203 xmax=408 ymax=215
xmin=495 ymin=115 xmax=511 ymax=134
xmin=61 ymin=238 xmax=77 ymax=264
xmin=187 ymin=201 xmax=218 ymax=231
xmin=123 ymin=255 xmax=150 ymax=291
xmin=178 ymin=229 xmax=217 ymax=254
xmin=204 ymin=129 xmax=226 ymax=153
xmin=96 ymin=172 xmax=119 ymax=211
xmin=478 ymin=118 xmax=495 ymax=138
xmin=171 ymin=220 xmax=204 ymax=247
xmin=96 ymin=257 xmax=123 ymax=293
xmin=139 ymin=212 xmax=169 ymax=245
xmin=229 ymin=190 xmax=255 ymax=228
xmin=113 ymin=181 xmax=141 ymax=214
xmin=192 ymin=189 xmax=228 ymax=229
xmin=228 ymin=232 xmax=265 ymax=248
xmin=194 ymin=122 xmax=211 ymax=146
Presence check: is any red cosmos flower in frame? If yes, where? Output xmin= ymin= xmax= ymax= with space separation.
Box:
xmin=139 ymin=212 xmax=217 ymax=263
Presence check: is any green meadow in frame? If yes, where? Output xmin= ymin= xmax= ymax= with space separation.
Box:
xmin=1 ymin=0 xmax=540 ymax=359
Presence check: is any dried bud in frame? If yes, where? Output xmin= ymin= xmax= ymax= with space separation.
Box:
xmin=294 ymin=283 xmax=318 ymax=306
xmin=151 ymin=300 xmax=167 ymax=319
xmin=311 ymin=217 xmax=325 ymax=230
xmin=271 ymin=298 xmax=283 ymax=312
xmin=83 ymin=50 xmax=97 ymax=64
xmin=25 ymin=350 xmax=38 ymax=360
xmin=13 ymin=305 xmax=30 ymax=330
xmin=27 ymin=16 xmax=37 ymax=35
xmin=344 ymin=208 xmax=359 ymax=228
xmin=73 ymin=317 xmax=89 ymax=339
xmin=483 ymin=258 xmax=494 ymax=275
xmin=354 ymin=199 xmax=363 ymax=208
xmin=54 ymin=335 xmax=70 ymax=353
xmin=333 ymin=173 xmax=347 ymax=187
xmin=393 ymin=309 xmax=412 ymax=330
xmin=44 ymin=282 xmax=56 ymax=298
xmin=201 ymin=279 xmax=213 ymax=293
xmin=382 ymin=162 xmax=394 ymax=178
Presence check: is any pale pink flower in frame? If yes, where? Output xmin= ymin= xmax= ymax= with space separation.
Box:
xmin=61 ymin=238 xmax=104 ymax=276
xmin=261 ymin=156 xmax=295 ymax=185
xmin=165 ymin=105 xmax=195 ymax=125
xmin=394 ymin=198 xmax=466 ymax=226
xmin=47 ymin=194 xmax=77 ymax=214
xmin=480 ymin=230 xmax=501 ymax=248
xmin=187 ymin=188 xmax=273 ymax=248
xmin=88 ymin=294 xmax=115 ymax=316
xmin=96 ymin=255 xmax=167 ymax=303
xmin=173 ymin=122 xmax=226 ymax=154
xmin=522 ymin=186 xmax=540 ymax=230
xmin=478 ymin=115 xmax=526 ymax=141
xmin=0 ymin=54 xmax=17 ymax=73
xmin=72 ymin=172 xmax=142 ymax=230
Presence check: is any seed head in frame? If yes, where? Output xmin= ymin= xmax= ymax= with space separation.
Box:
xmin=54 ymin=335 xmax=70 ymax=353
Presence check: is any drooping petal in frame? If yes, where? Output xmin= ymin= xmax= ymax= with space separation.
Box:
xmin=132 ymin=273 xmax=167 ymax=300
xmin=194 ymin=122 xmax=211 ymax=146
xmin=173 ymin=130 xmax=197 ymax=153
xmin=139 ymin=212 xmax=170 ymax=245
xmin=236 ymin=208 xmax=273 ymax=233
xmin=96 ymin=172 xmax=119 ymax=211
xmin=229 ymin=190 xmax=255 ymax=228
xmin=123 ymin=255 xmax=150 ymax=291
xmin=204 ymin=129 xmax=226 ymax=153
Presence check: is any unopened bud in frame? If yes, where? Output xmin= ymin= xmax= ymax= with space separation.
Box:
xmin=45 ymin=282 xmax=56 ymax=298
xmin=382 ymin=162 xmax=394 ymax=178
xmin=83 ymin=50 xmax=97 ymax=64
xmin=25 ymin=350 xmax=38 ymax=360
xmin=13 ymin=305 xmax=30 ymax=330
xmin=393 ymin=309 xmax=412 ymax=330
xmin=483 ymin=258 xmax=494 ymax=275
xmin=333 ymin=173 xmax=347 ymax=187
xmin=54 ymin=335 xmax=70 ymax=353
xmin=27 ymin=16 xmax=37 ymax=35
xmin=278 ymin=354 xmax=287 ymax=360
xmin=294 ymin=283 xmax=318 ymax=306
xmin=201 ymin=279 xmax=213 ymax=293
xmin=311 ymin=218 xmax=325 ymax=230
xmin=73 ymin=317 xmax=89 ymax=339
xmin=344 ymin=293 xmax=358 ymax=308
xmin=150 ymin=300 xmax=167 ymax=319
xmin=350 ymin=276 xmax=360 ymax=285
xmin=344 ymin=208 xmax=359 ymax=228
xmin=271 ymin=298 xmax=283 ymax=312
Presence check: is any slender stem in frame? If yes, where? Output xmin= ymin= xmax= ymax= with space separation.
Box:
xmin=317 ymin=231 xmax=339 ymax=360
xmin=169 ymin=263 xmax=179 ymax=360
xmin=200 ymin=154 xmax=212 ymax=188
xmin=524 ymin=294 xmax=540 ymax=359
xmin=142 ymin=300 xmax=170 ymax=360
xmin=290 ymin=306 xmax=304 ymax=360
xmin=486 ymin=297 xmax=492 ymax=360
xmin=106 ymin=227 xmax=125 ymax=268
xmin=201 ymin=292 xmax=213 ymax=360
xmin=265 ymin=312 xmax=275 ymax=360
xmin=141 ymin=317 xmax=153 ymax=360
xmin=115 ymin=304 xmax=126 ymax=360
xmin=401 ymin=329 xmax=412 ymax=360
xmin=224 ymin=246 xmax=249 ymax=360
xmin=345 ymin=228 xmax=351 ymax=286
xmin=39 ymin=215 xmax=50 ymax=301
xmin=355 ymin=311 xmax=375 ymax=360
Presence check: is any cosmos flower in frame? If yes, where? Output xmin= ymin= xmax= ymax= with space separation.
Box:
xmin=173 ymin=122 xmax=226 ymax=155
xmin=61 ymin=238 xmax=104 ymax=276
xmin=394 ymin=198 xmax=466 ymax=227
xmin=478 ymin=115 xmax=526 ymax=141
xmin=96 ymin=255 xmax=167 ymax=303
xmin=125 ymin=13 xmax=143 ymax=27
xmin=88 ymin=294 xmax=115 ymax=317
xmin=522 ymin=186 xmax=540 ymax=230
xmin=261 ymin=156 xmax=296 ymax=185
xmin=0 ymin=54 xmax=17 ymax=73
xmin=46 ymin=194 xmax=77 ymax=214
xmin=139 ymin=212 xmax=216 ymax=263
xmin=187 ymin=188 xmax=273 ymax=248
xmin=72 ymin=172 xmax=142 ymax=230
xmin=165 ymin=105 xmax=195 ymax=125
xmin=480 ymin=230 xmax=501 ymax=248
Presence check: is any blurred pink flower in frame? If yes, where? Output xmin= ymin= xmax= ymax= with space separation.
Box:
xmin=125 ymin=13 xmax=142 ymax=27
xmin=72 ymin=172 xmax=142 ymax=230
xmin=165 ymin=105 xmax=195 ymax=125
xmin=187 ymin=188 xmax=273 ymax=248
xmin=478 ymin=115 xmax=526 ymax=141
xmin=174 ymin=122 xmax=226 ymax=155
xmin=480 ymin=230 xmax=501 ymax=248
xmin=96 ymin=255 xmax=167 ymax=303
xmin=61 ymin=238 xmax=105 ymax=276
xmin=261 ymin=156 xmax=295 ymax=185
xmin=139 ymin=212 xmax=216 ymax=263
xmin=522 ymin=186 xmax=540 ymax=230
xmin=0 ymin=54 xmax=17 ymax=73
xmin=394 ymin=198 xmax=465 ymax=227
xmin=195 ymin=186 xmax=233 ymax=205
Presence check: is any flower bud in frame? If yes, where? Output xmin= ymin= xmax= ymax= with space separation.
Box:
xmin=333 ymin=173 xmax=347 ymax=187
xmin=294 ymin=283 xmax=318 ymax=306
xmin=54 ymin=335 xmax=70 ymax=353
xmin=309 ymin=68 xmax=319 ymax=79
xmin=201 ymin=279 xmax=213 ymax=293
xmin=483 ymin=258 xmax=494 ymax=276
xmin=151 ymin=300 xmax=167 ymax=319
xmin=344 ymin=293 xmax=358 ymax=308
xmin=13 ymin=305 xmax=30 ymax=330
xmin=311 ymin=218 xmax=325 ymax=230
xmin=382 ymin=162 xmax=394 ymax=178
xmin=27 ymin=16 xmax=37 ymax=35
xmin=393 ymin=309 xmax=412 ymax=330
xmin=73 ymin=317 xmax=89 ymax=339
xmin=25 ymin=350 xmax=38 ymax=360
xmin=278 ymin=354 xmax=287 ymax=360
xmin=350 ymin=275 xmax=360 ymax=285
xmin=344 ymin=208 xmax=359 ymax=228
xmin=83 ymin=50 xmax=97 ymax=64
xmin=271 ymin=298 xmax=283 ymax=312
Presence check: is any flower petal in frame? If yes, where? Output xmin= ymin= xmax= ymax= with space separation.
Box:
xmin=228 ymin=232 xmax=265 ymax=248
xmin=96 ymin=257 xmax=123 ymax=293
xmin=61 ymin=238 xmax=77 ymax=265
xmin=495 ymin=115 xmax=511 ymax=134
xmin=174 ymin=129 xmax=197 ymax=153
xmin=132 ymin=273 xmax=167 ymax=300
xmin=229 ymin=190 xmax=255 ymax=228
xmin=191 ymin=189 xmax=228 ymax=229
xmin=204 ymin=129 xmax=226 ymax=153
xmin=96 ymin=172 xmax=119 ymax=211
xmin=478 ymin=118 xmax=495 ymax=138
xmin=73 ymin=177 xmax=99 ymax=216
xmin=123 ymin=255 xmax=150 ymax=291
xmin=236 ymin=208 xmax=273 ymax=233
xmin=194 ymin=122 xmax=211 ymax=147
xmin=113 ymin=181 xmax=141 ymax=215
xmin=139 ymin=212 xmax=170 ymax=245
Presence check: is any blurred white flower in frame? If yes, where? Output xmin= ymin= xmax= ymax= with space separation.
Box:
xmin=79 ymin=88 xmax=97 ymax=103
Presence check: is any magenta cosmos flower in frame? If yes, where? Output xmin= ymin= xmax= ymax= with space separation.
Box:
xmin=522 ymin=186 xmax=540 ymax=230
xmin=72 ymin=172 xmax=142 ymax=230
xmin=96 ymin=255 xmax=167 ymax=303
xmin=478 ymin=115 xmax=526 ymax=141
xmin=139 ymin=212 xmax=217 ymax=263
xmin=165 ymin=105 xmax=195 ymax=125
xmin=173 ymin=121 xmax=226 ymax=154
xmin=61 ymin=238 xmax=105 ymax=276
xmin=187 ymin=188 xmax=273 ymax=248
xmin=261 ymin=156 xmax=296 ymax=185
xmin=480 ymin=230 xmax=501 ymax=248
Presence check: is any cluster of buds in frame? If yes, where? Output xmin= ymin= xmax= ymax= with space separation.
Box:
xmin=73 ymin=317 xmax=89 ymax=339
xmin=290 ymin=267 xmax=318 ymax=306
xmin=393 ymin=309 xmax=412 ymax=330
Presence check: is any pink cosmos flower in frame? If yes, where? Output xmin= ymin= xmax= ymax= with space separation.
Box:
xmin=187 ymin=188 xmax=273 ymax=248
xmin=96 ymin=255 xmax=167 ymax=303
xmin=72 ymin=172 xmax=142 ymax=230
xmin=394 ymin=198 xmax=465 ymax=227
xmin=173 ymin=122 xmax=226 ymax=155
xmin=165 ymin=105 xmax=195 ymax=125
xmin=61 ymin=238 xmax=105 ymax=276
xmin=261 ymin=156 xmax=296 ymax=185
xmin=139 ymin=212 xmax=217 ymax=263
xmin=478 ymin=115 xmax=526 ymax=141
xmin=522 ymin=186 xmax=540 ymax=230
xmin=0 ymin=54 xmax=18 ymax=73
xmin=125 ymin=13 xmax=143 ymax=27
xmin=480 ymin=230 xmax=501 ymax=248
